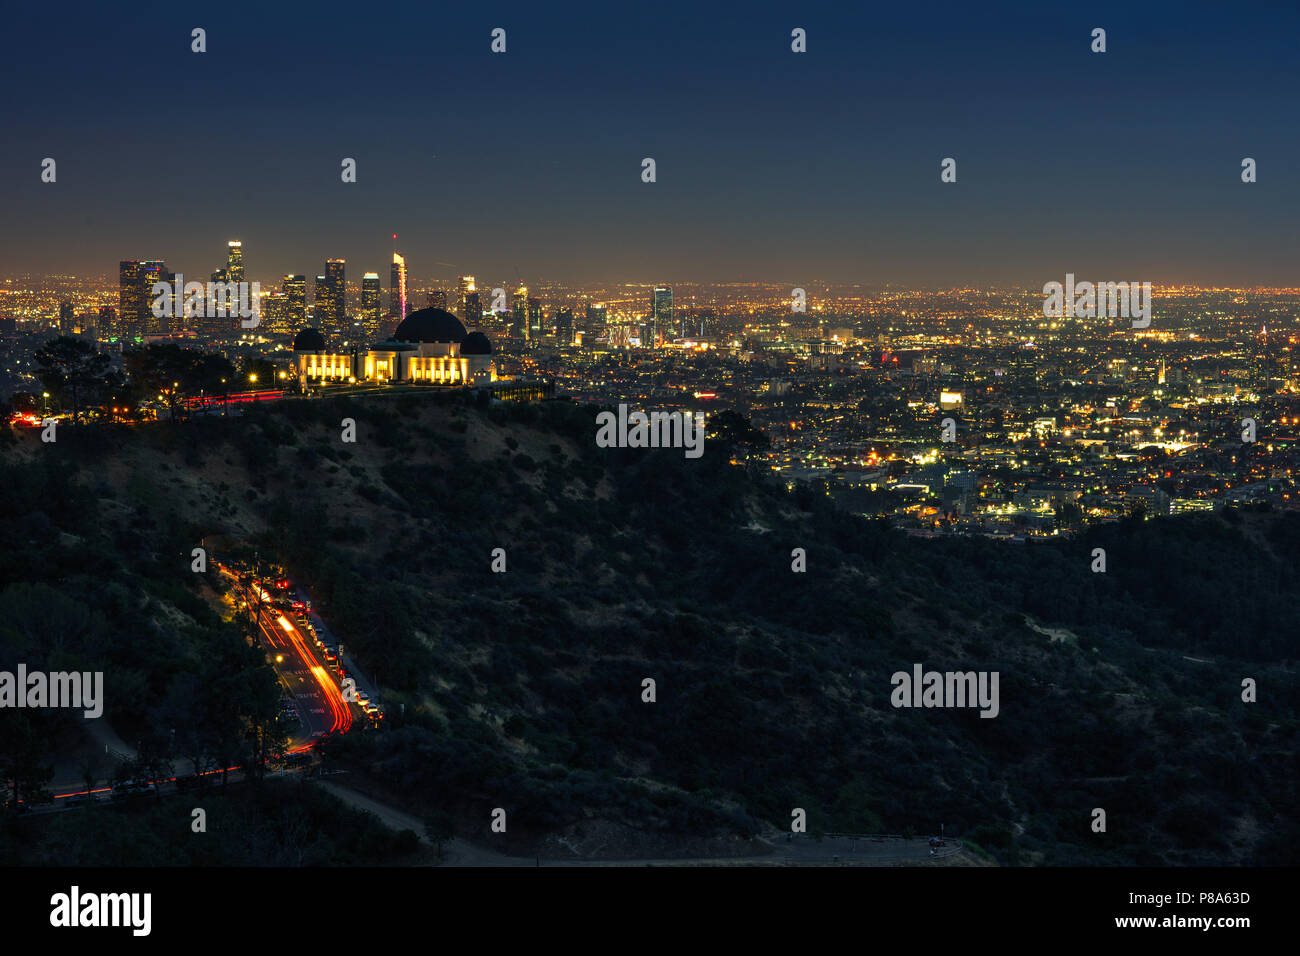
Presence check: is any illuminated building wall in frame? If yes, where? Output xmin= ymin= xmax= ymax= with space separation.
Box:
xmin=457 ymin=275 xmax=475 ymax=321
xmin=390 ymin=253 xmax=407 ymax=320
xmin=527 ymin=297 xmax=542 ymax=338
xmin=226 ymin=240 xmax=244 ymax=284
xmin=284 ymin=275 xmax=307 ymax=328
xmin=652 ymin=285 xmax=673 ymax=345
xmin=361 ymin=272 xmax=382 ymax=340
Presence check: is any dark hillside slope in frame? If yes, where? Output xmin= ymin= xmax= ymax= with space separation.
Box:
xmin=4 ymin=393 xmax=1295 ymax=864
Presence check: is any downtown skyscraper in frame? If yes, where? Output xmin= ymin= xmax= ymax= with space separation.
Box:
xmin=118 ymin=260 xmax=146 ymax=340
xmin=361 ymin=272 xmax=382 ymax=342
xmin=512 ymin=285 xmax=529 ymax=339
xmin=458 ymin=276 xmax=476 ymax=323
xmin=315 ymin=258 xmax=346 ymax=339
xmin=226 ymin=240 xmax=244 ymax=284
xmin=652 ymin=286 xmax=673 ymax=347
xmin=284 ymin=274 xmax=307 ymax=328
xmin=118 ymin=259 xmax=172 ymax=339
xmin=390 ymin=252 xmax=407 ymax=323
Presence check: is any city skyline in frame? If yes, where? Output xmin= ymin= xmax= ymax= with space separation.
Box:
xmin=3 ymin=1 xmax=1299 ymax=285
xmin=2 ymin=0 xmax=1297 ymax=905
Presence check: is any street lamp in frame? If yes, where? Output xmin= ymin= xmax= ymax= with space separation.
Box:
xmin=42 ymin=391 xmax=49 ymax=415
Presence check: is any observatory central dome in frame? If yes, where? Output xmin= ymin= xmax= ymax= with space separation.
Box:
xmin=393 ymin=308 xmax=467 ymax=344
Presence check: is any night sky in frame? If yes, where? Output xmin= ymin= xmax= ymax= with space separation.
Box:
xmin=3 ymin=0 xmax=1298 ymax=286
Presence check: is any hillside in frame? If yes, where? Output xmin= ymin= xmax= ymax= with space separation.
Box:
xmin=2 ymin=392 xmax=1297 ymax=865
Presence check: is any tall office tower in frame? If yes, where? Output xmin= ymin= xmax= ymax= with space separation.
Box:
xmin=98 ymin=306 xmax=115 ymax=341
xmin=118 ymin=260 xmax=147 ymax=340
xmin=652 ymin=286 xmax=673 ymax=346
xmin=283 ymin=274 xmax=307 ymax=328
xmin=511 ymin=286 xmax=528 ymax=336
xmin=263 ymin=292 xmax=290 ymax=335
xmin=325 ymin=258 xmax=346 ymax=333
xmin=361 ymin=273 xmax=381 ymax=314
xmin=202 ymin=269 xmax=226 ymax=337
xmin=586 ymin=303 xmax=607 ymax=336
xmin=463 ymin=291 xmax=481 ymax=326
xmin=554 ymin=308 xmax=574 ymax=345
xmin=426 ymin=289 xmax=447 ymax=309
xmin=118 ymin=260 xmax=139 ymax=333
xmin=314 ymin=259 xmax=346 ymax=338
xmin=58 ymin=301 xmax=74 ymax=334
xmin=511 ymin=286 xmax=529 ymax=339
xmin=457 ymin=275 xmax=476 ymax=319
xmin=527 ymin=297 xmax=542 ymax=338
xmin=314 ymin=274 xmax=330 ymax=331
xmin=226 ymin=240 xmax=244 ymax=284
xmin=141 ymin=260 xmax=172 ymax=335
xmin=390 ymin=252 xmax=408 ymax=320
xmin=361 ymin=273 xmax=382 ymax=341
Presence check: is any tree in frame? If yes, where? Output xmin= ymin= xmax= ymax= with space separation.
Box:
xmin=240 ymin=656 xmax=290 ymax=783
xmin=0 ymin=712 xmax=55 ymax=810
xmin=33 ymin=336 xmax=111 ymax=424
xmin=124 ymin=344 xmax=194 ymax=419
xmin=161 ymin=671 xmax=210 ymax=794
xmin=190 ymin=353 xmax=236 ymax=414
xmin=122 ymin=344 xmax=235 ymax=420
xmin=77 ymin=753 xmax=100 ymax=808
xmin=424 ymin=809 xmax=457 ymax=860
xmin=706 ymin=409 xmax=770 ymax=461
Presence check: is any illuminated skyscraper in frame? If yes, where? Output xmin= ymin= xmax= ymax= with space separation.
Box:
xmin=527 ymin=297 xmax=542 ymax=338
xmin=140 ymin=260 xmax=173 ymax=335
xmin=362 ymin=273 xmax=381 ymax=314
xmin=554 ymin=308 xmax=574 ymax=345
xmin=58 ymin=301 xmax=74 ymax=335
xmin=203 ymin=269 xmax=229 ymax=337
xmin=652 ymin=286 xmax=673 ymax=347
xmin=283 ymin=274 xmax=307 ymax=328
xmin=361 ymin=272 xmax=382 ymax=340
xmin=313 ymin=274 xmax=328 ymax=328
xmin=226 ymin=240 xmax=244 ymax=284
xmin=513 ymin=286 xmax=529 ymax=338
xmin=326 ymin=258 xmax=346 ymax=324
xmin=457 ymin=276 xmax=476 ymax=321
xmin=261 ymin=291 xmax=288 ymax=335
xmin=426 ymin=289 xmax=447 ymax=309
xmin=316 ymin=259 xmax=346 ymax=337
xmin=463 ymin=290 xmax=480 ymax=326
xmin=98 ymin=306 xmax=115 ymax=341
xmin=118 ymin=260 xmax=148 ymax=340
xmin=390 ymin=253 xmax=407 ymax=320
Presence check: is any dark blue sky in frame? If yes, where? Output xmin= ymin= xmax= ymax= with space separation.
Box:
xmin=3 ymin=0 xmax=1298 ymax=286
